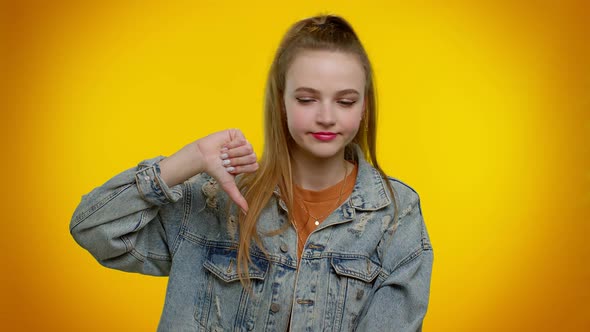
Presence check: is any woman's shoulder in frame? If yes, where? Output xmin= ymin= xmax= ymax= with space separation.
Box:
xmin=379 ymin=175 xmax=432 ymax=272
xmin=382 ymin=174 xmax=428 ymax=244
xmin=385 ymin=175 xmax=421 ymax=212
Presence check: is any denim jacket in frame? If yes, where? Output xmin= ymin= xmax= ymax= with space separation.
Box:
xmin=70 ymin=144 xmax=433 ymax=332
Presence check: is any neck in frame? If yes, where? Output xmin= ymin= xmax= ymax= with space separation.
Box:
xmin=291 ymin=148 xmax=351 ymax=191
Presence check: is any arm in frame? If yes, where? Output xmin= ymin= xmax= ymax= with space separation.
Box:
xmin=356 ymin=196 xmax=434 ymax=331
xmin=69 ymin=156 xmax=186 ymax=276
xmin=69 ymin=130 xmax=258 ymax=276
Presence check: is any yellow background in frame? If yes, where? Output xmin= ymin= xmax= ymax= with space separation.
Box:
xmin=2 ymin=1 xmax=589 ymax=331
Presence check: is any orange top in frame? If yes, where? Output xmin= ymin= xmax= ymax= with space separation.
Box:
xmin=292 ymin=161 xmax=358 ymax=259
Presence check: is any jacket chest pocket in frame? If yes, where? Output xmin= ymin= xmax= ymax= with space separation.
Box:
xmin=327 ymin=256 xmax=382 ymax=332
xmin=194 ymin=247 xmax=269 ymax=332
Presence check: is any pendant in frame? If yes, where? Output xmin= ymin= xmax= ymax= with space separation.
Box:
xmin=314 ymin=220 xmax=320 ymax=226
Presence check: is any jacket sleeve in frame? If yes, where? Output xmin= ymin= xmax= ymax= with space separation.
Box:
xmin=355 ymin=195 xmax=434 ymax=332
xmin=69 ymin=156 xmax=186 ymax=276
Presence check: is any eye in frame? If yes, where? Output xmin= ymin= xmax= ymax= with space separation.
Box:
xmin=296 ymin=97 xmax=315 ymax=104
xmin=338 ymin=100 xmax=357 ymax=107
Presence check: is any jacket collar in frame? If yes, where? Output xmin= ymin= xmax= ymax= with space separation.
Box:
xmin=272 ymin=144 xmax=391 ymax=214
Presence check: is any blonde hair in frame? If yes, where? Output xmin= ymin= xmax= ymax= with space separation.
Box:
xmin=233 ymin=14 xmax=398 ymax=288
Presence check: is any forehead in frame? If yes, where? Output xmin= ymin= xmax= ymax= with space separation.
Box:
xmin=285 ymin=50 xmax=365 ymax=93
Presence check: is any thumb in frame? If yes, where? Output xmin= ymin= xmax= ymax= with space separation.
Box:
xmin=219 ymin=178 xmax=249 ymax=214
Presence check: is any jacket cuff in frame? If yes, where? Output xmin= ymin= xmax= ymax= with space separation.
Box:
xmin=135 ymin=156 xmax=183 ymax=205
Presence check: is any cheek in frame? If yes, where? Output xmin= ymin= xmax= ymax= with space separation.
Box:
xmin=285 ymin=104 xmax=310 ymax=134
xmin=341 ymin=111 xmax=363 ymax=133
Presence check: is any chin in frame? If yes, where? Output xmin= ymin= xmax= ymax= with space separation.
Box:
xmin=300 ymin=143 xmax=345 ymax=160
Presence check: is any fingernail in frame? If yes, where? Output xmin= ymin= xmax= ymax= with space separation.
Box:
xmin=222 ymin=159 xmax=231 ymax=166
xmin=220 ymin=153 xmax=228 ymax=159
xmin=226 ymin=166 xmax=235 ymax=173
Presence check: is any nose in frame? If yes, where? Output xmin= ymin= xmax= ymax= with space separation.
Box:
xmin=316 ymin=102 xmax=336 ymax=127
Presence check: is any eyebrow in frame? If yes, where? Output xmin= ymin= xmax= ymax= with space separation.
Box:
xmin=293 ymin=87 xmax=360 ymax=95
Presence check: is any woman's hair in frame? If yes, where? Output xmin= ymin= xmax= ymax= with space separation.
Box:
xmin=233 ymin=14 xmax=399 ymax=287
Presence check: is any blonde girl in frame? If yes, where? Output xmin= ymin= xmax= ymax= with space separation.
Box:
xmin=70 ymin=14 xmax=433 ymax=331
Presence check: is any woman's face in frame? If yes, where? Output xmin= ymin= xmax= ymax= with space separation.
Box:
xmin=283 ymin=50 xmax=365 ymax=162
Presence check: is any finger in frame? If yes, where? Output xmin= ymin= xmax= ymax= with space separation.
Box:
xmin=225 ymin=163 xmax=259 ymax=174
xmin=222 ymin=154 xmax=257 ymax=167
xmin=222 ymin=143 xmax=254 ymax=158
xmin=227 ymin=128 xmax=245 ymax=142
xmin=223 ymin=130 xmax=247 ymax=150
xmin=219 ymin=180 xmax=249 ymax=213
xmin=223 ymin=140 xmax=247 ymax=151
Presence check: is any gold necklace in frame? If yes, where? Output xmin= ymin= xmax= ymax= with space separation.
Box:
xmin=294 ymin=159 xmax=349 ymax=227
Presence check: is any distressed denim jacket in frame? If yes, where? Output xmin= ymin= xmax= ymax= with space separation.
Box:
xmin=70 ymin=144 xmax=433 ymax=332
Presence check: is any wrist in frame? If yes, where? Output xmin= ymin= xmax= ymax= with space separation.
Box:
xmin=187 ymin=141 xmax=206 ymax=175
xmin=159 ymin=143 xmax=204 ymax=187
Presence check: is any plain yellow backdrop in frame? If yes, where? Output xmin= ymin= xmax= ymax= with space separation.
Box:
xmin=2 ymin=1 xmax=589 ymax=331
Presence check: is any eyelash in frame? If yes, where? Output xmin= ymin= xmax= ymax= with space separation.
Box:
xmin=296 ymin=98 xmax=357 ymax=107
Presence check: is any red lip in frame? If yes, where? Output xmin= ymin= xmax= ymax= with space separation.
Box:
xmin=311 ymin=132 xmax=337 ymax=141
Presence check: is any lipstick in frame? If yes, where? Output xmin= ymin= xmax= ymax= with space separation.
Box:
xmin=311 ymin=132 xmax=337 ymax=141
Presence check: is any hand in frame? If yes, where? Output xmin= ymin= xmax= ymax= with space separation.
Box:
xmin=193 ymin=129 xmax=258 ymax=213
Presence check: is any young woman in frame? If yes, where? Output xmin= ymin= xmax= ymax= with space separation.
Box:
xmin=70 ymin=14 xmax=433 ymax=331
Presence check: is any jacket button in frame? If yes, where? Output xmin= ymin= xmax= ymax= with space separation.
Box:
xmin=280 ymin=243 xmax=289 ymax=253
xmin=270 ymin=303 xmax=281 ymax=313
